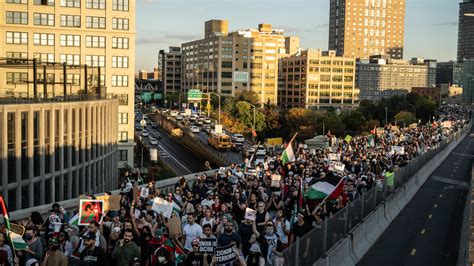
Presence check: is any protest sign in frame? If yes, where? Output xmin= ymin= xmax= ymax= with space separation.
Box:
xmin=392 ymin=146 xmax=405 ymax=155
xmin=218 ymin=167 xmax=226 ymax=175
xmin=329 ymin=161 xmax=345 ymax=173
xmin=215 ymin=244 xmax=237 ymax=265
xmin=140 ymin=187 xmax=149 ymax=198
xmin=244 ymin=208 xmax=257 ymax=221
xmin=96 ymin=194 xmax=121 ymax=212
xmin=152 ymin=197 xmax=173 ymax=218
xmin=199 ymin=238 xmax=217 ymax=254
xmin=134 ymin=209 xmax=141 ymax=219
xmin=79 ymin=200 xmax=104 ymax=225
xmin=168 ymin=216 xmax=182 ymax=238
xmin=271 ymin=174 xmax=281 ymax=188
xmin=328 ymin=153 xmax=340 ymax=161
xmin=442 ymin=121 xmax=452 ymax=128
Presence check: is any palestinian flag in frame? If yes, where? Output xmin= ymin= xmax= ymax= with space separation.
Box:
xmin=281 ymin=139 xmax=295 ymax=164
xmin=68 ymin=213 xmax=79 ymax=226
xmin=168 ymin=194 xmax=182 ymax=213
xmin=306 ymin=175 xmax=345 ymax=200
xmin=367 ymin=135 xmax=375 ymax=148
xmin=163 ymin=238 xmax=185 ymax=263
xmin=0 ymin=195 xmax=27 ymax=250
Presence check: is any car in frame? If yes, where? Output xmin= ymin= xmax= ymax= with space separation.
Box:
xmin=196 ymin=120 xmax=204 ymax=126
xmin=189 ymin=116 xmax=197 ymax=122
xmin=233 ymin=134 xmax=245 ymax=143
xmin=190 ymin=126 xmax=200 ymax=133
xmin=170 ymin=110 xmax=179 ymax=117
xmin=149 ymin=138 xmax=158 ymax=145
xmin=153 ymin=133 xmax=162 ymax=139
xmin=256 ymin=146 xmax=266 ymax=156
xmin=176 ymin=115 xmax=183 ymax=121
xmin=151 ymin=124 xmax=158 ymax=129
xmin=231 ymin=142 xmax=243 ymax=152
xmin=142 ymin=131 xmax=149 ymax=137
xmin=204 ymin=118 xmax=212 ymax=124
xmin=135 ymin=126 xmax=142 ymax=131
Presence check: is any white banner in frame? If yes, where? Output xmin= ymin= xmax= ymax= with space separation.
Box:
xmin=151 ymin=197 xmax=173 ymax=218
xmin=328 ymin=153 xmax=340 ymax=161
xmin=150 ymin=149 xmax=158 ymax=161
xmin=329 ymin=161 xmax=345 ymax=173
xmin=392 ymin=146 xmax=405 ymax=155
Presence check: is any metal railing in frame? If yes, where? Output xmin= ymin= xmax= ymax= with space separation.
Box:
xmin=0 ymin=92 xmax=116 ymax=105
xmin=282 ymin=123 xmax=470 ymax=265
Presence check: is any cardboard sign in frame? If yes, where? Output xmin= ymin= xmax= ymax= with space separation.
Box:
xmin=329 ymin=162 xmax=345 ymax=173
xmin=392 ymin=146 xmax=405 ymax=155
xmin=96 ymin=195 xmax=121 ymax=212
xmin=140 ymin=187 xmax=149 ymax=198
xmin=152 ymin=197 xmax=173 ymax=218
xmin=134 ymin=209 xmax=141 ymax=219
xmin=168 ymin=216 xmax=182 ymax=239
xmin=79 ymin=200 xmax=104 ymax=226
xmin=199 ymin=238 xmax=217 ymax=254
xmin=271 ymin=174 xmax=281 ymax=188
xmin=215 ymin=244 xmax=237 ymax=265
xmin=442 ymin=121 xmax=452 ymax=128
xmin=218 ymin=167 xmax=226 ymax=175
xmin=244 ymin=208 xmax=257 ymax=221
xmin=328 ymin=153 xmax=340 ymax=161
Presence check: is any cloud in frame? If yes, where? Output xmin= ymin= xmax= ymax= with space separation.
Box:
xmin=432 ymin=21 xmax=457 ymax=26
xmin=136 ymin=37 xmax=169 ymax=45
xmin=163 ymin=33 xmax=202 ymax=41
xmin=276 ymin=23 xmax=329 ymax=34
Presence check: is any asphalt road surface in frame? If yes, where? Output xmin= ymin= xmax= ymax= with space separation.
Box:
xmin=358 ymin=126 xmax=473 ymax=266
xmin=194 ymin=130 xmax=245 ymax=164
xmin=141 ymin=125 xmax=206 ymax=176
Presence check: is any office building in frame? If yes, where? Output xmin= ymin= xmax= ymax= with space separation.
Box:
xmin=462 ymin=59 xmax=474 ymax=103
xmin=278 ymin=49 xmax=358 ymax=109
xmin=182 ymin=20 xmax=297 ymax=105
xmin=458 ymin=0 xmax=474 ymax=61
xmin=329 ymin=0 xmax=405 ymax=59
xmin=357 ymin=55 xmax=437 ymax=101
xmin=158 ymin=46 xmax=182 ymax=95
xmin=436 ymin=61 xmax=463 ymax=86
xmin=138 ymin=70 xmax=148 ymax=80
xmin=412 ymin=84 xmax=463 ymax=104
xmin=0 ymin=0 xmax=136 ymax=168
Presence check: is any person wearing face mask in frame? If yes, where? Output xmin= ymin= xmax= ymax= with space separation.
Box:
xmin=79 ymin=232 xmax=106 ymax=266
xmin=152 ymin=247 xmax=173 ymax=266
xmin=259 ymin=222 xmax=283 ymax=266
xmin=20 ymin=227 xmax=43 ymax=265
xmin=111 ymin=229 xmax=140 ymax=266
xmin=43 ymin=238 xmax=68 ymax=266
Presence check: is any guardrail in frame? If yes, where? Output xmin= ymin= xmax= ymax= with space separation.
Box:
xmin=282 ymin=122 xmax=471 ymax=266
xmin=8 ymin=169 xmax=218 ymax=224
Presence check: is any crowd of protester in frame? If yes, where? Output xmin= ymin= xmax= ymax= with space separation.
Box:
xmin=1 ymin=105 xmax=470 ymax=266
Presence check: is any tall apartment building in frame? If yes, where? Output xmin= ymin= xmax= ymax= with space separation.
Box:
xmin=0 ymin=0 xmax=136 ymax=168
xmin=278 ymin=49 xmax=358 ymax=109
xmin=436 ymin=61 xmax=463 ymax=86
xmin=462 ymin=59 xmax=474 ymax=103
xmin=357 ymin=55 xmax=437 ymax=101
xmin=158 ymin=46 xmax=182 ymax=95
xmin=182 ymin=20 xmax=298 ymax=105
xmin=458 ymin=0 xmax=474 ymax=61
xmin=329 ymin=0 xmax=405 ymax=59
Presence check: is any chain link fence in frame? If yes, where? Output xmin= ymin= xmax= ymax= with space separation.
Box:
xmin=282 ymin=123 xmax=470 ymax=265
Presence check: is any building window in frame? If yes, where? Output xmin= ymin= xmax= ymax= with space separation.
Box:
xmin=87 ymin=74 xmax=105 ymax=86
xmin=86 ymin=0 xmax=105 ymax=9
xmin=60 ymin=54 xmax=80 ymax=65
xmin=118 ymin=112 xmax=128 ymax=124
xmin=112 ymin=56 xmax=128 ymax=68
xmin=112 ymin=75 xmax=129 ymax=87
xmin=85 ymin=36 xmax=106 ymax=48
xmin=34 ymin=13 xmax=54 ymax=26
xmin=118 ymin=131 xmax=128 ymax=142
xmin=33 ymin=33 xmax=54 ymax=46
xmin=7 ymin=0 xmax=27 ymax=4
xmin=60 ymin=15 xmax=80 ymax=27
xmin=113 ymin=0 xmax=129 ymax=10
xmin=60 ymin=74 xmax=80 ymax=85
xmin=34 ymin=53 xmax=54 ymax=63
xmin=34 ymin=0 xmax=54 ymax=5
xmin=86 ymin=16 xmax=106 ymax=29
xmin=6 ymin=52 xmax=28 ymax=63
xmin=7 ymin=113 xmax=16 ymax=184
xmin=6 ymin=72 xmax=28 ymax=84
xmin=112 ymin=37 xmax=129 ymax=49
xmin=60 ymin=34 xmax=80 ymax=47
xmin=6 ymin=32 xmax=27 ymax=44
xmin=85 ymin=55 xmax=105 ymax=67
xmin=112 ymin=18 xmax=129 ymax=30
xmin=60 ymin=0 xmax=80 ymax=7
xmin=118 ymin=150 xmax=128 ymax=161
xmin=6 ymin=12 xmax=28 ymax=24
xmin=221 ymin=72 xmax=232 ymax=78
xmin=117 ymin=94 xmax=128 ymax=105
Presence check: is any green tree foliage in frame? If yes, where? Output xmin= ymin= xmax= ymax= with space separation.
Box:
xmin=394 ymin=111 xmax=416 ymax=126
xmin=340 ymin=110 xmax=367 ymax=132
xmin=236 ymin=90 xmax=259 ymax=105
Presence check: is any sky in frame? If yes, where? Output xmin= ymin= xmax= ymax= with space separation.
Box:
xmin=135 ymin=0 xmax=460 ymax=71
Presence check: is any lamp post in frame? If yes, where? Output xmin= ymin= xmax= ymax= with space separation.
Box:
xmin=384 ymin=107 xmax=388 ymax=125
xmin=140 ymin=118 xmax=146 ymax=168
xmin=204 ymin=92 xmax=222 ymax=124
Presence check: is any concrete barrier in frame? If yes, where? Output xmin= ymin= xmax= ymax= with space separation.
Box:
xmin=384 ymin=193 xmax=399 ymax=222
xmin=363 ymin=206 xmax=385 ymax=245
xmin=325 ymin=237 xmax=357 ymax=266
xmin=349 ymin=223 xmax=370 ymax=261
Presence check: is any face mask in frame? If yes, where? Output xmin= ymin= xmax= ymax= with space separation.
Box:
xmin=158 ymin=256 xmax=166 ymax=263
xmin=225 ymin=228 xmax=233 ymax=233
xmin=266 ymin=228 xmax=274 ymax=235
xmin=24 ymin=234 xmax=33 ymax=241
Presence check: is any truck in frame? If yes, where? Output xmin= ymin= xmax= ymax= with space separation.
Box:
xmin=208 ymin=132 xmax=232 ymax=151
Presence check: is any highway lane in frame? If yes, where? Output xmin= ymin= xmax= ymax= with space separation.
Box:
xmin=193 ymin=130 xmax=244 ymax=164
xmin=358 ymin=126 xmax=473 ymax=266
xmin=140 ymin=125 xmax=206 ymax=176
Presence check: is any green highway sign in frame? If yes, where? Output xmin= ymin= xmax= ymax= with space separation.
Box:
xmin=153 ymin=93 xmax=162 ymax=100
xmin=187 ymin=89 xmax=202 ymax=100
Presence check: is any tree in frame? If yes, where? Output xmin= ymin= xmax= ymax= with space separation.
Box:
xmin=340 ymin=110 xmax=366 ymax=133
xmin=262 ymin=106 xmax=281 ymax=137
xmin=236 ymin=90 xmax=259 ymax=105
xmin=394 ymin=111 xmax=416 ymax=126
xmin=284 ymin=108 xmax=316 ymax=140
xmin=233 ymin=101 xmax=265 ymax=132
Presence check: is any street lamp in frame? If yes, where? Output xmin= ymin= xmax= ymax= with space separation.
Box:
xmin=204 ymin=92 xmax=221 ymax=124
xmin=140 ymin=118 xmax=146 ymax=168
xmin=384 ymin=107 xmax=388 ymax=125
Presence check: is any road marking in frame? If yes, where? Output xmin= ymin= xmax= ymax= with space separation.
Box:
xmin=439 ymin=194 xmax=443 ymax=198
xmin=410 ymin=249 xmax=416 ymax=256
xmin=452 ymin=152 xmax=474 ymax=157
xmin=428 ymin=214 xmax=432 ymax=219
xmin=158 ymin=144 xmax=192 ymax=174
xmin=434 ymin=204 xmax=438 ymax=208
xmin=420 ymin=229 xmax=425 ymax=234
xmin=431 ymin=175 xmax=470 ymax=189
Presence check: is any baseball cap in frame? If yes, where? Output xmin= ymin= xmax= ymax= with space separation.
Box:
xmin=83 ymin=232 xmax=96 ymax=241
xmin=154 ymin=228 xmax=164 ymax=238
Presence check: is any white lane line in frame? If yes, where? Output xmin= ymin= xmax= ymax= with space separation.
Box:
xmin=158 ymin=144 xmax=192 ymax=174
